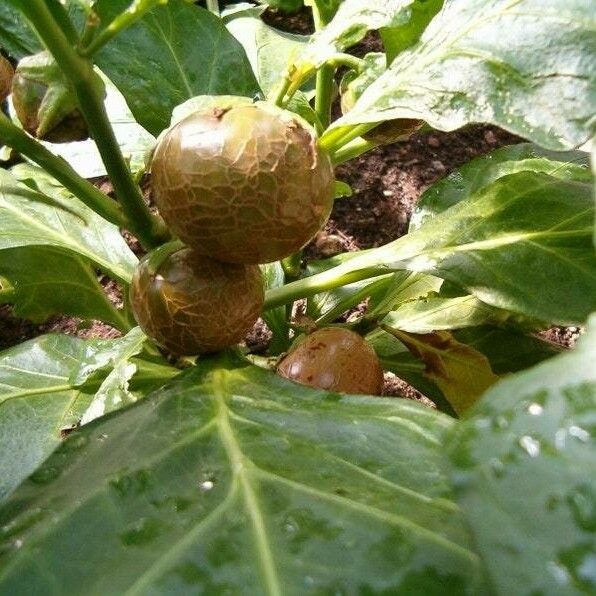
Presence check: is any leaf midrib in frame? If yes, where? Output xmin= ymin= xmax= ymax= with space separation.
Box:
xmin=213 ymin=370 xmax=282 ymax=596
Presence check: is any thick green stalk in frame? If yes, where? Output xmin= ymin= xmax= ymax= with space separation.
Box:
xmin=264 ymin=265 xmax=396 ymax=310
xmin=0 ymin=112 xmax=125 ymax=226
xmin=18 ymin=0 xmax=168 ymax=249
xmin=315 ymin=64 xmax=334 ymax=130
xmin=321 ymin=123 xmax=378 ymax=153
xmin=311 ymin=3 xmax=334 ymax=130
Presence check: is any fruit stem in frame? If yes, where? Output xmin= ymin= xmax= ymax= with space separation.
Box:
xmin=320 ymin=123 xmax=378 ymax=153
xmin=264 ymin=265 xmax=397 ymax=310
xmin=269 ymin=73 xmax=292 ymax=107
xmin=79 ymin=0 xmax=168 ymax=56
xmin=18 ymin=0 xmax=170 ymax=250
xmin=0 ymin=112 xmax=125 ymax=227
xmin=330 ymin=136 xmax=379 ymax=165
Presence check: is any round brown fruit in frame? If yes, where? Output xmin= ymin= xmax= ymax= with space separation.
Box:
xmin=11 ymin=52 xmax=91 ymax=143
xmin=130 ymin=246 xmax=264 ymax=355
xmin=0 ymin=55 xmax=14 ymax=103
xmin=150 ymin=103 xmax=335 ymax=264
xmin=277 ymin=327 xmax=384 ymax=395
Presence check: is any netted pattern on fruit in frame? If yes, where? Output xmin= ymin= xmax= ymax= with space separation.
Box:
xmin=151 ymin=105 xmax=335 ymax=264
xmin=131 ymin=248 xmax=264 ymax=355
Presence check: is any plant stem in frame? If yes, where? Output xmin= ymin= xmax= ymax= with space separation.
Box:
xmin=320 ymin=123 xmax=378 ymax=153
xmin=311 ymin=3 xmax=334 ymax=130
xmin=264 ymin=265 xmax=397 ymax=310
xmin=0 ymin=112 xmax=125 ymax=226
xmin=269 ymin=73 xmax=292 ymax=107
xmin=315 ymin=64 xmax=334 ymax=130
xmin=281 ymin=251 xmax=302 ymax=279
xmin=19 ymin=0 xmax=168 ymax=250
xmin=327 ymin=53 xmax=365 ymax=72
xmin=80 ymin=0 xmax=167 ymax=56
xmin=331 ymin=136 xmax=379 ymax=165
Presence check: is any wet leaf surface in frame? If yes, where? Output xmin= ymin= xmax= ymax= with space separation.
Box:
xmin=0 ymin=352 xmax=483 ymax=594
xmin=446 ymin=316 xmax=596 ymax=595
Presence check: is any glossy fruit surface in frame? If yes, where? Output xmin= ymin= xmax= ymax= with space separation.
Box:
xmin=130 ymin=246 xmax=264 ymax=355
xmin=151 ymin=102 xmax=335 ymax=264
xmin=277 ymin=328 xmax=384 ymax=395
xmin=0 ymin=55 xmax=13 ymax=103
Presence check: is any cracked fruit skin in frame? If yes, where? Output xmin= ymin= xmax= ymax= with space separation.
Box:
xmin=130 ymin=247 xmax=264 ymax=355
xmin=151 ymin=103 xmax=335 ymax=264
xmin=277 ymin=328 xmax=384 ymax=395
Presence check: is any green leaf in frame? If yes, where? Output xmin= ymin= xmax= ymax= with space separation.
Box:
xmin=0 ymin=353 xmax=485 ymax=593
xmin=380 ymin=295 xmax=506 ymax=334
xmin=368 ymin=325 xmax=562 ymax=412
xmin=334 ymin=180 xmax=352 ymax=199
xmin=0 ymin=165 xmax=137 ymax=284
xmin=225 ymin=6 xmax=312 ymax=96
xmin=380 ymin=0 xmax=443 ymax=62
xmin=296 ymin=171 xmax=596 ymax=325
xmin=0 ymin=3 xmax=41 ymax=59
xmin=446 ymin=315 xmax=596 ymax=594
xmin=0 ymin=330 xmax=177 ymax=500
xmin=0 ymin=246 xmax=128 ymax=330
xmin=382 ymin=327 xmax=500 ymax=415
xmin=301 ymin=0 xmax=433 ymax=67
xmin=260 ymin=261 xmax=291 ymax=354
xmin=328 ymin=0 xmax=596 ymax=150
xmin=367 ymin=271 xmax=443 ymax=319
xmin=304 ymin=251 xmax=397 ymax=324
xmin=92 ymin=0 xmax=260 ymax=135
xmin=305 ymin=0 xmax=343 ymax=24
xmin=411 ymin=144 xmax=593 ymax=231
xmin=452 ymin=326 xmax=563 ymax=376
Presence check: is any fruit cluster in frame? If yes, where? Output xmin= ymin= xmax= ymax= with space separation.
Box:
xmin=132 ymin=102 xmax=335 ymax=356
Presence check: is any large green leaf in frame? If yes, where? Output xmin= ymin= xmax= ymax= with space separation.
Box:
xmin=0 ymin=165 xmax=137 ymax=284
xmin=93 ymin=0 xmax=260 ymax=135
xmin=0 ymin=330 xmax=177 ymax=500
xmin=0 ymin=353 xmax=484 ymax=593
xmin=447 ymin=315 xmax=596 ymax=594
xmin=0 ymin=246 xmax=128 ymax=330
xmin=411 ymin=144 xmax=593 ymax=231
xmin=282 ymin=171 xmax=596 ymax=325
xmin=327 ymin=0 xmax=596 ymax=150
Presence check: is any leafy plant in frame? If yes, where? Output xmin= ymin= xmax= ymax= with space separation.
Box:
xmin=0 ymin=0 xmax=594 ymax=593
